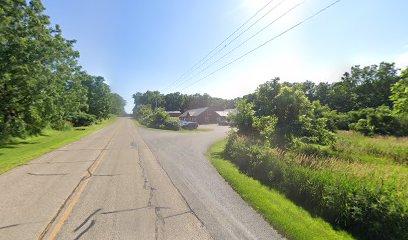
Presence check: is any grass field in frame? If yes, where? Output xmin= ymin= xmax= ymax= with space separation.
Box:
xmin=0 ymin=117 xmax=117 ymax=174
xmin=334 ymin=130 xmax=408 ymax=165
xmin=208 ymin=139 xmax=353 ymax=240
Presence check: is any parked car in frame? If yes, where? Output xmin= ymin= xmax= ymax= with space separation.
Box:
xmin=180 ymin=120 xmax=198 ymax=130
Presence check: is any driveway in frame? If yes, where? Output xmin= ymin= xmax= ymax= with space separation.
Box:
xmin=139 ymin=124 xmax=283 ymax=240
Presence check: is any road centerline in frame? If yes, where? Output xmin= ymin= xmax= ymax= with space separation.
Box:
xmin=37 ymin=125 xmax=120 ymax=240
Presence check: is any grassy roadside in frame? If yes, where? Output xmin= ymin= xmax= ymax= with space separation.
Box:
xmin=208 ymin=139 xmax=353 ymax=240
xmin=0 ymin=117 xmax=117 ymax=174
xmin=133 ymin=119 xmax=212 ymax=133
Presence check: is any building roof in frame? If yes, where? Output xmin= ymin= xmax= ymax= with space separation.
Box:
xmin=214 ymin=109 xmax=237 ymax=117
xmin=180 ymin=107 xmax=209 ymax=117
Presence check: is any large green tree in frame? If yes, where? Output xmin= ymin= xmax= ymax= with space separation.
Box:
xmin=0 ymin=0 xmax=123 ymax=138
xmin=164 ymin=92 xmax=184 ymax=111
xmin=83 ymin=76 xmax=112 ymax=119
xmin=391 ymin=67 xmax=408 ymax=114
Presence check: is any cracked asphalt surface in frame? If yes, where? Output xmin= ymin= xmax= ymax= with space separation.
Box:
xmin=0 ymin=117 xmax=282 ymax=239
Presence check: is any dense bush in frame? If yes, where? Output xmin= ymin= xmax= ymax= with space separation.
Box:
xmin=134 ymin=105 xmax=180 ymax=131
xmin=348 ymin=106 xmax=408 ymax=136
xmin=229 ymin=99 xmax=256 ymax=134
xmin=50 ymin=119 xmax=74 ymax=131
xmin=224 ymin=133 xmax=408 ymax=240
xmin=68 ymin=113 xmax=97 ymax=127
xmin=390 ymin=68 xmax=408 ymax=114
xmin=162 ymin=117 xmax=181 ymax=130
xmin=232 ymin=83 xmax=336 ymax=148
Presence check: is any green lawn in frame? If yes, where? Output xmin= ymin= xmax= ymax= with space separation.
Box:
xmin=0 ymin=117 xmax=117 ymax=174
xmin=208 ymin=139 xmax=353 ymax=240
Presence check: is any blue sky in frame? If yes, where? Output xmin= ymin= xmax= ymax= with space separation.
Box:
xmin=42 ymin=0 xmax=408 ymax=112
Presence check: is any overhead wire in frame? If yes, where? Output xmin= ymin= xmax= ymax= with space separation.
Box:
xmin=180 ymin=0 xmax=342 ymax=91
xmin=163 ymin=0 xmax=278 ymax=92
xmin=169 ymin=0 xmax=288 ymax=91
xmin=175 ymin=0 xmax=304 ymax=90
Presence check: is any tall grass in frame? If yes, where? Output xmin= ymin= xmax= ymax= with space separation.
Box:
xmin=209 ymin=140 xmax=353 ymax=240
xmin=334 ymin=131 xmax=408 ymax=165
xmin=224 ymin=132 xmax=408 ymax=240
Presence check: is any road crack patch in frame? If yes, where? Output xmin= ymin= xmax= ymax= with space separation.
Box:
xmin=136 ymin=138 xmax=169 ymax=240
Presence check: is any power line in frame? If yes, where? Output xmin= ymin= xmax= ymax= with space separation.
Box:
xmin=175 ymin=1 xmax=304 ymax=90
xmin=180 ymin=0 xmax=342 ymax=91
xmin=163 ymin=0 xmax=278 ymax=92
xmin=169 ymin=0 xmax=288 ymax=91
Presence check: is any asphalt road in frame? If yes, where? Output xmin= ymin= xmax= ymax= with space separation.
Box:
xmin=0 ymin=117 xmax=282 ymax=240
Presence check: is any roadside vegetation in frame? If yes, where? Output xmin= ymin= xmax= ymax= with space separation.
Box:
xmin=133 ymin=105 xmax=212 ymax=132
xmin=208 ymin=140 xmax=353 ymax=240
xmin=0 ymin=117 xmax=117 ymax=174
xmin=133 ymin=105 xmax=181 ymax=131
xmin=0 ymin=0 xmax=126 ymax=142
xmin=220 ymin=63 xmax=408 ymax=240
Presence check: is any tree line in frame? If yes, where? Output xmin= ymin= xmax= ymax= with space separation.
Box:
xmin=0 ymin=0 xmax=126 ymax=139
xmin=132 ymin=91 xmax=236 ymax=114
xmin=241 ymin=62 xmax=408 ymax=138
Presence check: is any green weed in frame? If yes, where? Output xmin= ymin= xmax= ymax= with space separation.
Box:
xmin=209 ymin=139 xmax=353 ymax=240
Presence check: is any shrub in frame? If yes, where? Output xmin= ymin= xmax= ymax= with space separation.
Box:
xmin=51 ymin=120 xmax=73 ymax=131
xmin=146 ymin=108 xmax=168 ymax=129
xmin=134 ymin=104 xmax=153 ymax=120
xmin=233 ymin=85 xmax=337 ymax=148
xmin=349 ymin=119 xmax=374 ymax=136
xmin=252 ymin=115 xmax=277 ymax=145
xmin=135 ymin=105 xmax=181 ymax=131
xmin=297 ymin=115 xmax=336 ymax=145
xmin=163 ymin=117 xmax=181 ymax=130
xmin=68 ymin=112 xmax=96 ymax=127
xmin=335 ymin=112 xmax=352 ymax=130
xmin=230 ymin=99 xmax=255 ymax=134
xmin=348 ymin=106 xmax=408 ymax=136
xmin=390 ymin=69 xmax=408 ymax=114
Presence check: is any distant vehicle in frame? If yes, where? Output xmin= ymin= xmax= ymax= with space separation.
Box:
xmin=218 ymin=120 xmax=229 ymax=126
xmin=180 ymin=120 xmax=198 ymax=130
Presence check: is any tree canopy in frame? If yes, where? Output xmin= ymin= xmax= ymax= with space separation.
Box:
xmin=0 ymin=0 xmax=125 ymax=139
